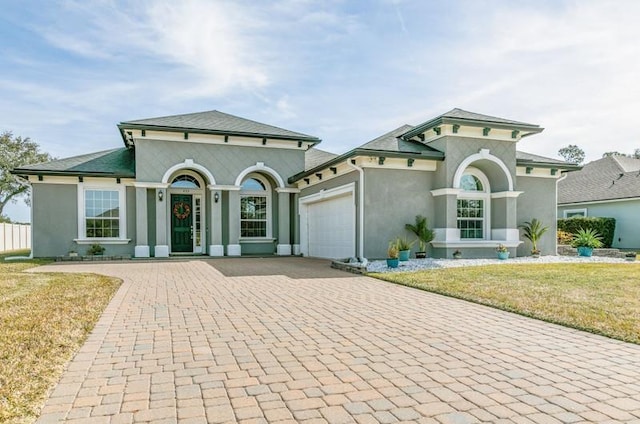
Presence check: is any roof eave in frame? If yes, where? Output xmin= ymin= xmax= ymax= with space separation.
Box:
xmin=516 ymin=160 xmax=582 ymax=171
xmin=11 ymin=169 xmax=135 ymax=179
xmin=289 ymin=148 xmax=444 ymax=183
xmin=117 ymin=123 xmax=321 ymax=145
xmin=400 ymin=117 xmax=543 ymax=140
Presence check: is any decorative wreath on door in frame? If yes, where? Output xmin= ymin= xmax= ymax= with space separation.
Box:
xmin=173 ymin=202 xmax=191 ymax=220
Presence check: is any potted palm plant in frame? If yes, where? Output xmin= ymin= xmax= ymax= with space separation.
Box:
xmin=571 ymin=228 xmax=603 ymax=257
xmin=395 ymin=237 xmax=415 ymax=261
xmin=519 ymin=218 xmax=549 ymax=258
xmin=386 ymin=241 xmax=400 ymax=268
xmin=405 ymin=215 xmax=435 ymax=259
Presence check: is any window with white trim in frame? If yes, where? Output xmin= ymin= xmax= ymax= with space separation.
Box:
xmin=240 ymin=174 xmax=271 ymax=238
xmin=564 ymin=209 xmax=587 ymax=218
xmin=457 ymin=170 xmax=490 ymax=239
xmin=81 ymin=187 xmax=125 ymax=239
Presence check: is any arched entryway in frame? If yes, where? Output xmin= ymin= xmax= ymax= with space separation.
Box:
xmin=167 ymin=170 xmax=207 ymax=254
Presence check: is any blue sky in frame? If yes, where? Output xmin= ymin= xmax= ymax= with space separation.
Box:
xmin=3 ymin=0 xmax=640 ymax=222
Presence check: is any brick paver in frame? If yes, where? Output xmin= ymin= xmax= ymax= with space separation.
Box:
xmin=34 ymin=258 xmax=640 ymax=423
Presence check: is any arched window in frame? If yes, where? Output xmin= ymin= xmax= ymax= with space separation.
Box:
xmin=171 ymin=174 xmax=200 ymax=188
xmin=240 ymin=174 xmax=271 ymax=238
xmin=457 ymin=168 xmax=490 ymax=239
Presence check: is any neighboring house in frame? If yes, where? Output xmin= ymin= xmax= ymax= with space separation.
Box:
xmin=558 ymin=155 xmax=640 ymax=249
xmin=12 ymin=108 xmax=577 ymax=259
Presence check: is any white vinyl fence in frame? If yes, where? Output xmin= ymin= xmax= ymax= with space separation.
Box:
xmin=0 ymin=223 xmax=31 ymax=253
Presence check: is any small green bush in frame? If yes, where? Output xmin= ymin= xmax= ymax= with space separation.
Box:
xmin=557 ymin=217 xmax=616 ymax=248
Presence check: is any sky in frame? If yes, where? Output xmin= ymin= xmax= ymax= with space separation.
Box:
xmin=2 ymin=0 xmax=640 ymax=222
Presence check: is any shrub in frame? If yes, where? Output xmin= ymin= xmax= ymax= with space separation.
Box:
xmin=557 ymin=230 xmax=574 ymax=245
xmin=557 ymin=217 xmax=615 ymax=248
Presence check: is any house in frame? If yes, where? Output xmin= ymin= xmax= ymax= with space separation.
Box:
xmin=558 ymin=155 xmax=640 ymax=249
xmin=12 ymin=108 xmax=577 ymax=259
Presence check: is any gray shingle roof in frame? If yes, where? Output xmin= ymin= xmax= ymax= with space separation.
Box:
xmin=558 ymin=156 xmax=640 ymax=204
xmin=12 ymin=148 xmax=135 ymax=177
xmin=516 ymin=151 xmax=571 ymax=166
xmin=440 ymin=108 xmax=536 ymax=126
xmin=400 ymin=108 xmax=542 ymax=141
xmin=358 ymin=125 xmax=441 ymax=155
xmin=120 ymin=110 xmax=320 ymax=142
xmin=305 ymin=148 xmax=339 ymax=171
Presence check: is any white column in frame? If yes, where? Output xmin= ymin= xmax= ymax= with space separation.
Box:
xmin=154 ymin=188 xmax=169 ymax=257
xmin=134 ymin=187 xmax=150 ymax=257
xmin=227 ymin=189 xmax=241 ymax=256
xmin=275 ymin=189 xmax=292 ymax=255
xmin=208 ymin=188 xmax=224 ymax=256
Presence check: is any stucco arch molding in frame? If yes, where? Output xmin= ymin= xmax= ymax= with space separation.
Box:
xmin=234 ymin=162 xmax=286 ymax=188
xmin=161 ymin=159 xmax=217 ymax=185
xmin=452 ymin=149 xmax=514 ymax=192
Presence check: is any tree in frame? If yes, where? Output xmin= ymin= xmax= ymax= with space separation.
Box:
xmin=603 ymin=151 xmax=626 ymax=158
xmin=0 ymin=131 xmax=53 ymax=217
xmin=634 ymin=148 xmax=640 ymax=159
xmin=558 ymin=144 xmax=585 ymax=165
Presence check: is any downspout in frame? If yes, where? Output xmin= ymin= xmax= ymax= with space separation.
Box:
xmin=347 ymin=159 xmax=365 ymax=259
xmin=555 ymin=172 xmax=568 ymax=256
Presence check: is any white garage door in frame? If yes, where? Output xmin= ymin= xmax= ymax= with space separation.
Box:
xmin=306 ymin=193 xmax=355 ymax=259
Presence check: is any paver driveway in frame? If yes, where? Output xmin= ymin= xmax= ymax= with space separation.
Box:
xmin=35 ymin=258 xmax=640 ymax=423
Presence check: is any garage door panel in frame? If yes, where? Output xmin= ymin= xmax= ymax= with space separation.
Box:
xmin=306 ymin=193 xmax=355 ymax=259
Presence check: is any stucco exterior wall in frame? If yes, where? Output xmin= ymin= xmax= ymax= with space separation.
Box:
xmin=31 ymin=183 xmax=135 ymax=257
xmin=516 ymin=176 xmax=558 ymax=256
xmin=363 ymin=168 xmax=434 ymax=259
xmin=32 ymin=184 xmax=78 ymax=257
xmin=558 ymin=200 xmax=640 ymax=249
xmin=135 ymin=139 xmax=304 ymax=186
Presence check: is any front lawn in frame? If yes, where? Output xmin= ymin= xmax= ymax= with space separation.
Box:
xmin=371 ymin=263 xmax=640 ymax=344
xmin=0 ymin=251 xmax=122 ymax=424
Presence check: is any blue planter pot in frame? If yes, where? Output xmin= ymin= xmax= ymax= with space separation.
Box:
xmin=398 ymin=250 xmax=411 ymax=261
xmin=497 ymin=251 xmax=510 ymax=260
xmin=577 ymin=246 xmax=593 ymax=257
xmin=386 ymin=258 xmax=399 ymax=268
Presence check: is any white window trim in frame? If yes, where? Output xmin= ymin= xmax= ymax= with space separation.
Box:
xmin=75 ymin=182 xmax=129 ymax=244
xmin=240 ymin=173 xmax=272 ymax=239
xmin=457 ymin=167 xmax=491 ymax=240
xmin=563 ymin=208 xmax=587 ymax=218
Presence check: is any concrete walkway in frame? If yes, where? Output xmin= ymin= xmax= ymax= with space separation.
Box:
xmin=35 ymin=258 xmax=640 ymax=423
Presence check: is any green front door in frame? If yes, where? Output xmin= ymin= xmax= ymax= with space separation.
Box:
xmin=171 ymin=194 xmax=193 ymax=253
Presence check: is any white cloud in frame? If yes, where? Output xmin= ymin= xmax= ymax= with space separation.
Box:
xmin=39 ymin=0 xmax=271 ymax=97
xmin=439 ymin=1 xmax=640 ymax=161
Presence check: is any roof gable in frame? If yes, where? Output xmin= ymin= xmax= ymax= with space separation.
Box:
xmin=119 ymin=110 xmax=320 ymax=142
xmin=400 ymin=108 xmax=543 ymax=141
xmin=440 ymin=108 xmax=536 ymax=126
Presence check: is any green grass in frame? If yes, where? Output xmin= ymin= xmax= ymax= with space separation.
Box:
xmin=0 ymin=251 xmax=122 ymax=423
xmin=371 ymin=263 xmax=640 ymax=344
